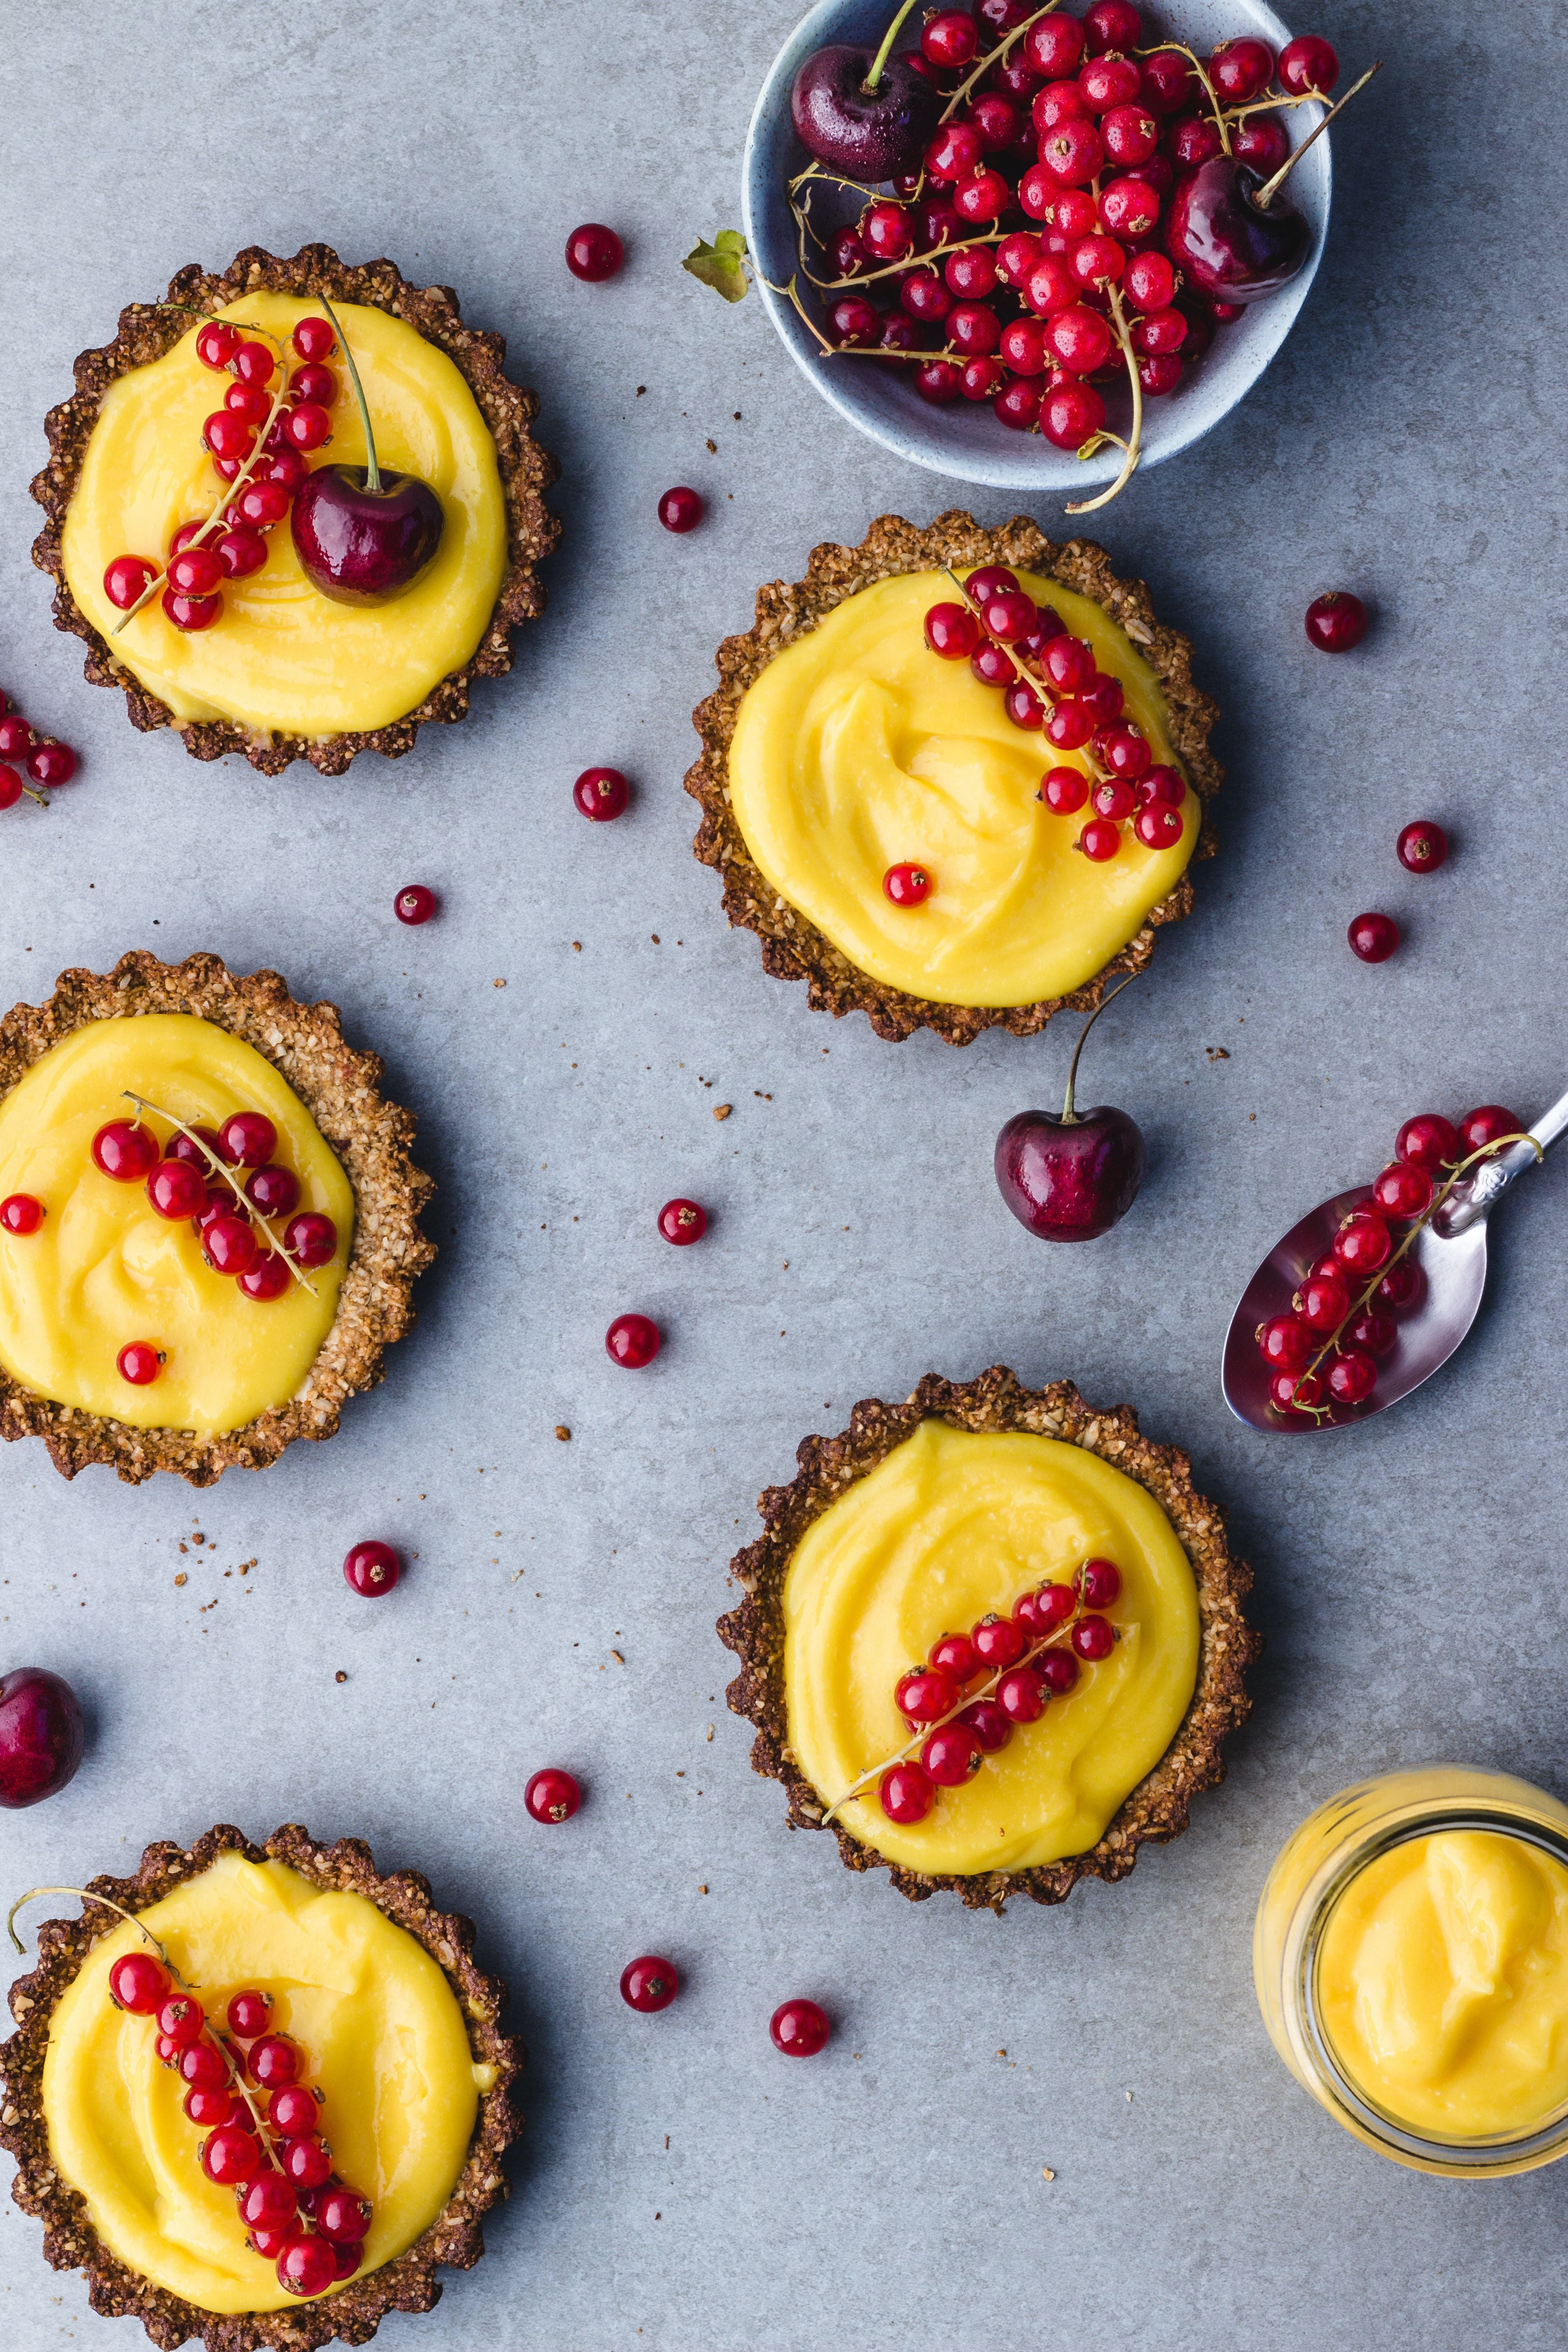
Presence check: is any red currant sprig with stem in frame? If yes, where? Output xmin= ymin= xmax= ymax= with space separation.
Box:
xmin=1283 ymin=1129 xmax=1542 ymax=1421
xmin=118 ymin=1091 xmax=320 ymax=1295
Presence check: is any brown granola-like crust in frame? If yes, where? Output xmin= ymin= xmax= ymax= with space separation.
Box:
xmin=30 ymin=242 xmax=560 ymax=776
xmin=685 ymin=510 xmax=1222 ymax=1045
xmin=0 ymin=1824 xmax=522 ymax=2350
xmin=0 ymin=950 xmax=434 ymax=1486
xmin=718 ymin=1368 xmax=1261 ymax=1911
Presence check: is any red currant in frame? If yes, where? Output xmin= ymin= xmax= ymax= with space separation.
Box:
xmin=249 ymin=2034 xmax=299 ymax=2090
xmin=1079 ymin=55 xmax=1142 ymax=109
xmin=828 ymin=294 xmax=881 ymax=348
xmin=997 ymin=231 xmax=1044 ymax=288
xmin=276 ymin=2233 xmax=337 ymax=2298
xmin=239 ymin=2173 xmax=299 ymax=2233
xmin=948 ymin=301 xmax=1002 ymax=358
xmin=394 ymin=883 xmax=438 ymax=924
xmin=1166 ymin=113 xmax=1224 ymax=167
xmin=1125 ymin=251 xmax=1177 ymax=311
xmin=1040 ymin=119 xmax=1106 ymax=185
xmin=147 ymin=1159 xmax=206 ymax=1221
xmin=922 ymin=8 xmax=977 ymax=67
xmin=217 ymin=528 xmax=268 ymax=579
xmin=1305 ymin=592 xmax=1367 ymax=652
xmin=1134 ymin=802 xmax=1184 ymax=849
xmin=0 ymin=714 xmax=33 ymax=757
xmin=263 ymin=446 xmax=309 ymax=493
xmin=914 ymin=359 xmax=963 ymax=404
xmin=1019 ymin=1582 xmax=1076 ymax=1634
xmin=658 ymin=1198 xmax=707 ymax=1246
xmin=620 ymin=1956 xmax=679 ymax=2013
xmin=104 ymin=554 xmax=159 ymax=610
xmin=1101 ymin=104 xmax=1159 ymax=168
xmin=0 ymin=1193 xmax=45 ymax=1235
xmin=204 ymin=410 xmax=257 ymax=462
xmin=0 ymin=767 xmax=22 ymax=812
xmin=1209 ymin=37 xmax=1274 ymax=103
xmin=236 ymin=478 xmax=291 ymax=529
xmin=1327 ymin=1349 xmax=1377 ymax=1405
xmin=1371 ymin=1162 xmax=1431 ymax=1220
xmin=268 ymin=2085 xmax=321 ymax=2138
xmin=862 ymin=200 xmax=914 ymax=262
xmin=343 ymin=1540 xmax=401 ymax=1598
xmin=284 ymin=1211 xmax=338 ymax=1267
xmin=232 ymin=340 xmax=275 ymax=388
xmin=109 ymin=1951 xmax=170 ymax=2013
xmin=1348 ymin=1309 xmax=1396 ymax=1358
xmin=925 ymin=122 xmax=984 ymax=183
xmin=925 ymin=603 xmax=981 ymax=660
xmin=1333 ymin=1213 xmax=1391 ymax=1276
xmin=1458 ymin=1105 xmax=1523 ymax=1155
xmin=1256 ymin=1314 xmax=1313 ymax=1372
xmin=281 ymin=2135 xmax=334 ymax=2190
xmin=1396 ymin=1113 xmax=1457 ymax=1172
xmin=1071 ymin=1615 xmax=1116 ymax=1661
xmin=1270 ymin=1368 xmax=1324 ymax=1415
xmin=225 ymin=382 xmax=272 ymax=425
xmin=996 ymin=1666 xmax=1046 ymax=1724
xmin=227 ymin=1989 xmax=273 ymax=2038
xmin=1376 ymin=1260 xmax=1421 ymax=1311
xmin=1100 ymin=177 xmax=1161 ymax=238
xmin=118 ymin=1340 xmax=163 ymax=1386
xmin=293 ymin=318 xmax=338 ymax=364
xmin=201 ymin=2125 xmax=261 ymax=2187
xmin=961 ymin=1698 xmax=1013 ymax=1752
xmin=1234 ymin=116 xmax=1290 ymax=172
xmin=281 ymin=398 xmax=331 ymax=452
xmin=196 ymin=320 xmax=241 ymax=370
xmin=1042 ymin=766 xmax=1089 ymax=814
xmin=566 ymin=224 xmax=625 ymax=281
xmin=895 ymin=1666 xmax=958 ymax=1723
xmin=606 ymin=1312 xmax=660 ymax=1368
xmin=573 ymin=766 xmax=631 ymax=823
xmin=1092 ymin=777 xmax=1134 ymax=822
xmin=1036 ymin=1648 xmax=1080 ymax=1696
xmin=1078 ymin=1558 xmax=1122 ymax=1607
xmin=238 ymin=1252 xmax=290 ymax=1302
xmin=920 ymin=1722 xmax=983 ymax=1786
xmin=883 ymin=862 xmax=933 ymax=907
xmin=994 ymin=377 xmax=1045 ymax=433
xmin=1348 ymin=911 xmax=1399 ymax=963
xmin=289 ymin=362 xmax=337 ymax=407
xmin=203 ymin=1213 xmax=259 ymax=1277
xmin=658 ymin=487 xmax=703 ymax=533
xmin=1142 ymin=49 xmax=1196 ymax=111
xmin=1005 ymin=679 xmax=1045 ymax=729
xmin=971 ymin=1613 xmax=1025 ymax=1671
xmin=879 ymin=1760 xmax=935 ymax=1822
xmin=945 ymin=245 xmax=999 ymax=300
xmin=1078 ymin=818 xmax=1122 ymax=862
xmin=1279 ymin=35 xmax=1338 ymax=96
xmin=186 ymin=2086 xmax=237 ymax=2128
xmin=953 ymin=168 xmax=1011 ymax=226
xmin=1043 ymin=379 xmax=1107 ymax=451
xmin=1397 ymin=820 xmax=1447 ymax=874
xmin=770 ymin=1998 xmax=830 ymax=2056
xmin=157 ymin=1992 xmax=204 ymax=2046
xmin=1294 ymin=1267 xmax=1349 ymax=1331
xmin=525 ymin=1767 xmax=582 ymax=1824
xmin=163 ymin=588 xmax=223 ymax=632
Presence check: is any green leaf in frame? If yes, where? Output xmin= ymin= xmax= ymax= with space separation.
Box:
xmin=683 ymin=231 xmax=750 ymax=305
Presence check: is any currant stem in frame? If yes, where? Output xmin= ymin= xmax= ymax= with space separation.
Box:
xmin=7 ymin=1886 xmax=191 ymax=1981
xmin=939 ymin=3 xmax=1064 ymax=125
xmin=317 ymin=293 xmax=379 ymax=491
xmin=120 ymin=1091 xmax=318 ymax=1296
xmin=1141 ymin=40 xmax=1231 ymax=155
xmin=863 ymin=0 xmax=920 ymax=92
xmin=1059 ymin=970 xmax=1140 ymax=1125
xmin=1065 ymin=278 xmax=1143 ymax=515
xmin=1254 ymin=63 xmax=1382 ymax=209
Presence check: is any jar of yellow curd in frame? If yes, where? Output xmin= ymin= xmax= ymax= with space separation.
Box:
xmin=1254 ymin=1765 xmax=1568 ymax=2176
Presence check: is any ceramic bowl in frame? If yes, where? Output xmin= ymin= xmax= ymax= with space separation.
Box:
xmin=741 ymin=0 xmax=1331 ymax=493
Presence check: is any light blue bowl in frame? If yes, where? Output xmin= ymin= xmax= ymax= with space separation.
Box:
xmin=742 ymin=0 xmax=1330 ymax=492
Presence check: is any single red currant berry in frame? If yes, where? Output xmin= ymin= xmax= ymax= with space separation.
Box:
xmin=227 ymin=1988 xmax=272 ymax=2038
xmin=914 ymin=358 xmax=963 ymax=405
xmin=284 ymin=1211 xmax=338 ymax=1267
xmin=994 ymin=377 xmax=1045 ymax=433
xmin=1396 ymin=1113 xmax=1459 ymax=1173
xmin=972 ymin=641 xmax=1018 ymax=690
xmin=879 ymin=1759 xmax=935 ymax=1822
xmin=1209 ymin=36 xmax=1274 ymax=103
xmin=203 ymin=1213 xmax=259 ymax=1277
xmin=1458 ymin=1105 xmax=1523 ymax=1155
xmin=1036 ymin=1648 xmax=1081 ymax=1696
xmin=1041 ymin=117 xmax=1106 ymax=185
xmin=1025 ymin=14 xmax=1086 ymax=74
xmin=1025 ymin=254 xmax=1078 ymax=315
xmin=1279 ymin=34 xmax=1339 ymax=96
xmin=240 ymin=2173 xmax=299 ymax=2232
xmin=1256 ymin=1314 xmax=1313 ymax=1372
xmin=945 ymin=245 xmax=999 ymax=300
xmin=771 ymin=1998 xmax=831 ymax=2056
xmin=146 ymin=1159 xmax=206 ymax=1221
xmin=163 ymin=587 xmax=223 ymax=632
xmin=204 ymin=410 xmax=257 ymax=462
xmin=574 ymin=766 xmax=630 ymax=821
xmin=289 ymin=362 xmax=337 ymax=407
xmin=1348 ymin=1309 xmax=1396 ymax=1358
xmin=0 ymin=1193 xmax=45 ymax=1236
xmin=1004 ymin=681 xmax=1045 ymax=730
xmin=1078 ymin=1558 xmax=1123 ymax=1608
xmin=0 ymin=765 xmax=22 ymax=810
xmin=658 ymin=487 xmax=703 ymax=533
xmin=292 ymin=315 xmax=337 ymax=362
xmin=225 ymin=381 xmax=272 ymax=424
xmin=236 ymin=478 xmax=292 ymax=529
xmin=202 ymin=2125 xmax=261 ymax=2187
xmin=961 ymin=1698 xmax=1013 ymax=1752
xmin=928 ymin=1631 xmax=977 ymax=1681
xmin=1029 ymin=1583 xmax=1078 ymax=1634
xmin=920 ymin=1722 xmax=984 ymax=1786
xmin=329 ymin=2244 xmax=364 ymax=2282
xmin=1130 ymin=306 xmax=1188 ymax=357
xmin=996 ymin=1666 xmax=1047 ymax=1724
xmin=92 ymin=1121 xmax=159 ymax=1182
xmin=862 ymin=200 xmax=914 ymax=263
xmin=1091 ymin=777 xmax=1135 ymax=822
xmin=1333 ymin=1214 xmax=1391 ymax=1276
xmin=249 ymin=2035 xmax=299 ymax=2090
xmin=281 ymin=2134 xmax=334 ymax=2190
xmin=1071 ymin=1614 xmax=1116 ymax=1661
xmin=1377 ymin=1260 xmax=1421 ymax=1311
xmin=972 ymin=1613 xmax=1026 ymax=1671
xmin=1143 ymin=48 xmax=1197 ymax=110
xmin=658 ymin=1198 xmax=708 ymax=1248
xmin=827 ymin=293 xmax=881 ymax=347
xmin=185 ymin=2086 xmax=237 ymax=2127
xmin=1043 ymin=379 xmax=1107 ymax=452
xmin=925 ymin=603 xmax=981 ymax=660
xmin=1099 ymin=177 xmax=1161 ymax=238
xmin=952 ymin=166 xmax=1011 ymax=226
xmin=1294 ymin=1268 xmax=1350 ymax=1331
xmin=276 ymin=2232 xmax=337 ymax=2298
xmin=1078 ymin=818 xmax=1122 ymax=862
xmin=1101 ymin=104 xmax=1159 ymax=168
xmin=525 ymin=1767 xmax=582 ymax=1824
xmin=1166 ymin=113 xmax=1225 ymax=167
xmin=1137 ymin=765 xmax=1185 ymax=806
xmin=964 ymin=566 xmax=1019 ymax=604
xmin=999 ymin=317 xmax=1049 ymax=377
xmin=245 ymin=1165 xmax=300 ymax=1220
xmin=1125 ymin=250 xmax=1177 ymax=311
xmin=1270 ymin=1368 xmax=1325 ymax=1415
xmin=1234 ymin=115 xmax=1290 ymax=171
xmin=566 ymin=223 xmax=624 ymax=281
xmin=1042 ymin=766 xmax=1089 ymax=815
xmin=163 ymin=1129 xmax=217 ymax=1174
xmin=344 ymin=1540 xmax=401 ymax=1598
xmin=1397 ymin=820 xmax=1448 ymax=874
xmin=1134 ymin=803 xmax=1184 ymax=850
xmin=217 ymin=528 xmax=268 ymax=580
xmin=237 ymin=1252 xmax=291 ymax=1302
xmin=1306 ymin=592 xmax=1367 ymax=652
xmin=895 ymin=1666 xmax=958 ymax=1723
xmin=923 ymin=8 xmax=978 ymax=67
xmin=263 ymin=445 xmax=310 ymax=493
xmin=1327 ymin=1349 xmax=1377 ymax=1405
xmin=104 ymin=554 xmax=159 ymax=610
xmin=268 ymin=2084 xmax=321 ymax=2137
xmin=883 ymin=862 xmax=933 ymax=907
xmin=924 ymin=122 xmax=983 ymax=183
xmin=159 ymin=1994 xmax=205 ymax=2046
xmin=1348 ymin=911 xmax=1400 ymax=963
xmin=1371 ymin=1161 xmax=1432 ymax=1220
xmin=154 ymin=2033 xmax=182 ymax=2065
xmin=606 ymin=1312 xmax=660 ymax=1369
xmin=196 ymin=320 xmax=242 ymax=370
xmin=948 ymin=301 xmax=1002 ymax=359
xmin=620 ymin=1956 xmax=679 ymax=2014
xmin=981 ymin=589 xmax=1038 ymax=645
xmin=231 ymin=340 xmax=275 ymax=387
xmin=110 ymin=1951 xmax=170 ymax=2013
xmin=394 ymin=883 xmax=438 ymax=925
xmin=118 ymin=1341 xmax=163 ymax=1386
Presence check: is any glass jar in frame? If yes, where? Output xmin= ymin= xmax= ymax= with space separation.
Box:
xmin=1254 ymin=1764 xmax=1568 ymax=2177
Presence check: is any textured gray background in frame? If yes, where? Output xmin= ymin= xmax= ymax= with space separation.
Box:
xmin=1 ymin=3 xmax=1565 ymax=2347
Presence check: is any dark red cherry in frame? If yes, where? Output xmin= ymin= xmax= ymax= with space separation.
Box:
xmin=0 ymin=1667 xmax=85 ymax=1808
xmin=996 ymin=1105 xmax=1145 ymax=1242
xmin=1166 ymin=156 xmax=1311 ymax=301
xmin=790 ymin=42 xmax=941 ymax=180
xmin=291 ymin=466 xmax=444 ymax=604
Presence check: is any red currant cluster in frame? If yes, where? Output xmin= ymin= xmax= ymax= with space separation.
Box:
xmin=108 ymin=1947 xmax=373 ymax=2300
xmin=873 ymin=1557 xmax=1122 ymax=1823
xmin=916 ymin=564 xmax=1186 ymax=875
xmin=797 ymin=2 xmax=1340 ymax=472
xmin=0 ymin=687 xmax=77 ymax=814
xmin=1257 ymin=1104 xmax=1525 ymax=1418
xmin=104 ymin=314 xmax=340 ymax=635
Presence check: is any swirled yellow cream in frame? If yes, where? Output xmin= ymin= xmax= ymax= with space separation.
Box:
xmin=782 ymin=1421 xmax=1199 ymax=1874
xmin=727 ymin=569 xmax=1194 ymax=1007
xmin=1318 ymin=1828 xmax=1568 ymax=2140
xmin=61 ymin=293 xmax=507 ymax=738
xmin=42 ymin=1853 xmax=486 ymax=2313
xmin=0 ymin=1014 xmax=352 ymax=1432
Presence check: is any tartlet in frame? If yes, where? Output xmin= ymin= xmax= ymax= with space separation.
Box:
xmin=686 ymin=510 xmax=1221 ymax=1045
xmin=0 ymin=1823 xmax=522 ymax=2349
xmin=32 ymin=242 xmax=559 ymax=776
xmin=719 ymin=1367 xmax=1259 ymax=1911
xmin=0 ymin=950 xmax=434 ymax=1486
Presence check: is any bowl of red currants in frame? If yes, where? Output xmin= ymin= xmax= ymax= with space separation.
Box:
xmin=743 ymin=0 xmax=1342 ymax=503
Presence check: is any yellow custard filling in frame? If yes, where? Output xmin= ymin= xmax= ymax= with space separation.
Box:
xmin=1318 ymin=1829 xmax=1568 ymax=2141
xmin=0 ymin=1015 xmax=352 ymax=1432
xmin=727 ymin=569 xmax=1194 ymax=1007
xmin=61 ymin=293 xmax=508 ymax=739
xmin=42 ymin=1854 xmax=486 ymax=2314
xmin=782 ymin=1422 xmax=1199 ymax=1874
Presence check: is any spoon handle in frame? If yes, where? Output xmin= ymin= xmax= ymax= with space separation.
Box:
xmin=1439 ymin=1084 xmax=1568 ymax=1235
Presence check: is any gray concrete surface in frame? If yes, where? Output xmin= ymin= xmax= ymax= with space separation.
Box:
xmin=1 ymin=4 xmax=1565 ymax=2347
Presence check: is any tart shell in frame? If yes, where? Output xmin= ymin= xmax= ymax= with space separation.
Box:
xmin=718 ymin=1368 xmax=1261 ymax=1912
xmin=0 ymin=950 xmax=435 ymax=1486
xmin=31 ymin=242 xmax=560 ymax=776
xmin=685 ymin=510 xmax=1222 ymax=1045
xmin=0 ymin=1823 xmax=522 ymax=2351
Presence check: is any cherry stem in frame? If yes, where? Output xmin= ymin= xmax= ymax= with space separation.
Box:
xmin=6 ymin=1886 xmax=193 ymax=1982
xmin=317 ymin=293 xmax=379 ymax=492
xmin=939 ymin=3 xmax=1064 ymax=125
xmin=1057 ymin=969 xmax=1140 ymax=1125
xmin=863 ymin=0 xmax=919 ymax=92
xmin=1254 ymin=62 xmax=1382 ymax=209
xmin=121 ymin=1090 xmax=317 ymax=1296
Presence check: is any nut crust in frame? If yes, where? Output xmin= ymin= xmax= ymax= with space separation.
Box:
xmin=0 ymin=950 xmax=435 ymax=1485
xmin=0 ymin=1823 xmax=522 ymax=2350
xmin=30 ymin=242 xmax=560 ymax=776
xmin=718 ymin=1369 xmax=1261 ymax=1911
xmin=685 ymin=510 xmax=1222 ymax=1044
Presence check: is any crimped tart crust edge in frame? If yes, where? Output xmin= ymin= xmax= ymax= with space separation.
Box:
xmin=718 ymin=1368 xmax=1261 ymax=1912
xmin=30 ymin=242 xmax=560 ymax=777
xmin=0 ymin=950 xmax=435 ymax=1486
xmin=685 ymin=510 xmax=1223 ymax=1046
xmin=0 ymin=1823 xmax=523 ymax=2352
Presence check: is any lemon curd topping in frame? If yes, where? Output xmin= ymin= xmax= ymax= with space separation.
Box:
xmin=781 ymin=1422 xmax=1199 ymax=1875
xmin=1317 ymin=1828 xmax=1568 ymax=2141
xmin=42 ymin=1854 xmax=486 ymax=2315
xmin=0 ymin=1015 xmax=352 ymax=1433
xmin=726 ymin=569 xmax=1195 ymax=1008
xmin=60 ymin=293 xmax=508 ymax=739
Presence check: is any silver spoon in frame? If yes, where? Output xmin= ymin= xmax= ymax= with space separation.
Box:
xmin=1222 ymin=1089 xmax=1568 ymax=1434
